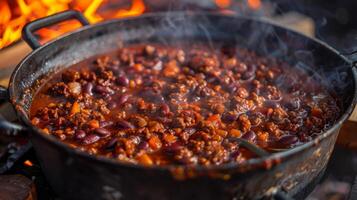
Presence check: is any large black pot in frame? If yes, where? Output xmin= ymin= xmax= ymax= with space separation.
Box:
xmin=0 ymin=10 xmax=356 ymax=200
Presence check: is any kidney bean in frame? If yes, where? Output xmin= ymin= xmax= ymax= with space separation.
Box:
xmin=109 ymin=66 xmax=124 ymax=76
xmin=117 ymin=75 xmax=129 ymax=86
xmin=242 ymin=131 xmax=256 ymax=142
xmin=138 ymin=141 xmax=149 ymax=150
xmin=184 ymin=128 xmax=197 ymax=135
xmin=75 ymin=130 xmax=86 ymax=140
xmin=152 ymin=94 xmax=165 ymax=103
xmin=176 ymin=50 xmax=185 ymax=63
xmin=94 ymin=128 xmax=111 ymax=137
xmin=153 ymin=60 xmax=163 ymax=71
xmin=58 ymin=134 xmax=66 ymax=140
xmin=157 ymin=117 xmax=172 ymax=124
xmin=100 ymin=121 xmax=114 ymax=128
xmin=117 ymin=120 xmax=135 ymax=129
xmin=236 ymin=63 xmax=248 ymax=73
xmin=105 ymin=138 xmax=118 ymax=150
xmin=104 ymin=96 xmax=113 ymax=102
xmin=226 ymin=84 xmax=237 ymax=93
xmin=241 ymin=65 xmax=256 ymax=80
xmin=286 ymin=98 xmax=301 ymax=110
xmin=164 ymin=141 xmax=183 ymax=153
xmin=94 ymin=85 xmax=112 ymax=95
xmin=142 ymin=75 xmax=154 ymax=86
xmin=82 ymin=134 xmax=100 ymax=145
xmin=222 ymin=113 xmax=238 ymax=123
xmin=230 ymin=150 xmax=241 ymax=159
xmin=198 ymin=87 xmax=213 ymax=97
xmin=118 ymin=94 xmax=130 ymax=105
xmin=129 ymin=135 xmax=141 ymax=144
xmin=242 ymin=71 xmax=255 ymax=80
xmin=142 ymin=90 xmax=164 ymax=103
xmin=278 ymin=135 xmax=299 ymax=147
xmin=265 ymin=100 xmax=279 ymax=108
xmin=107 ymin=102 xmax=117 ymax=109
xmin=207 ymin=76 xmax=219 ymax=84
xmin=161 ymin=103 xmax=170 ymax=115
xmin=84 ymin=82 xmax=94 ymax=95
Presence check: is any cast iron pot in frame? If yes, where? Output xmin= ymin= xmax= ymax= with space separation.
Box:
xmin=0 ymin=10 xmax=356 ymax=200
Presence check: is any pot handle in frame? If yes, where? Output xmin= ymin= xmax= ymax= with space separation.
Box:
xmin=22 ymin=10 xmax=90 ymax=50
xmin=0 ymin=85 xmax=26 ymax=133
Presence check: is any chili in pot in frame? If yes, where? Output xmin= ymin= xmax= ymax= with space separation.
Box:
xmin=29 ymin=43 xmax=340 ymax=166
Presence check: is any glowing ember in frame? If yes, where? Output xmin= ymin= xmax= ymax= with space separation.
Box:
xmin=247 ymin=0 xmax=261 ymax=10
xmin=0 ymin=0 xmax=146 ymax=50
xmin=23 ymin=160 xmax=33 ymax=167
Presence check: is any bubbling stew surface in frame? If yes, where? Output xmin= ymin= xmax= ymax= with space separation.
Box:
xmin=30 ymin=43 xmax=340 ymax=166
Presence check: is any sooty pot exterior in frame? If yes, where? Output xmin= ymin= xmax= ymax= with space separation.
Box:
xmin=29 ymin=125 xmax=339 ymax=200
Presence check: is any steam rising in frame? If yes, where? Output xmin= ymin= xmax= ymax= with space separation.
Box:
xmin=141 ymin=3 xmax=354 ymax=111
xmin=28 ymin=2 xmax=354 ymax=114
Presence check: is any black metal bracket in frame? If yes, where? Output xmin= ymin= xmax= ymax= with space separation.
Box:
xmin=349 ymin=176 xmax=357 ymax=200
xmin=0 ymin=85 xmax=8 ymax=102
xmin=22 ymin=10 xmax=90 ymax=50
xmin=271 ymin=191 xmax=294 ymax=200
xmin=0 ymin=114 xmax=26 ymax=134
xmin=0 ymin=142 xmax=32 ymax=174
xmin=0 ymin=86 xmax=26 ymax=134
xmin=0 ymin=86 xmax=31 ymax=174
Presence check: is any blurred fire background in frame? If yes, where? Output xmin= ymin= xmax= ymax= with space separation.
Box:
xmin=1 ymin=0 xmax=357 ymax=51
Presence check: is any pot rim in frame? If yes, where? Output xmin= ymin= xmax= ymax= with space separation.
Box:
xmin=9 ymin=11 xmax=357 ymax=172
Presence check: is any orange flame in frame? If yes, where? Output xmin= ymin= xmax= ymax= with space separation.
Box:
xmin=215 ymin=0 xmax=231 ymax=9
xmin=115 ymin=0 xmax=146 ymax=18
xmin=214 ymin=0 xmax=262 ymax=12
xmin=83 ymin=0 xmax=104 ymax=23
xmin=247 ymin=0 xmax=261 ymax=10
xmin=0 ymin=0 xmax=146 ymax=50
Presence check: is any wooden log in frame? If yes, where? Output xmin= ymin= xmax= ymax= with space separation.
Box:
xmin=0 ymin=175 xmax=36 ymax=200
xmin=337 ymin=121 xmax=357 ymax=150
